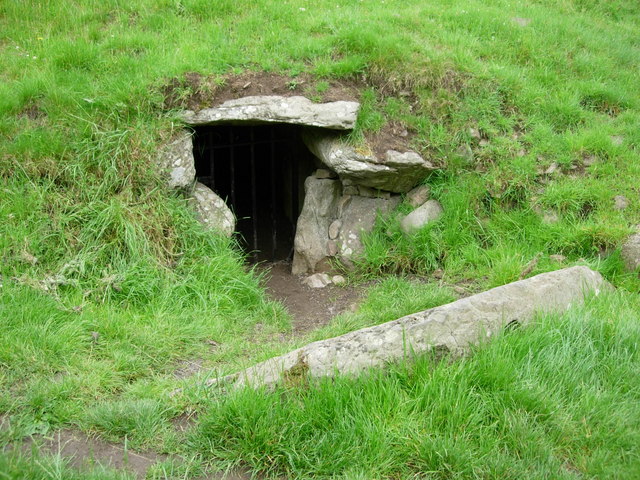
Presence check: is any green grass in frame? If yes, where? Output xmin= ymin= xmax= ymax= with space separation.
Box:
xmin=1 ymin=0 xmax=640 ymax=478
xmin=190 ymin=292 xmax=640 ymax=479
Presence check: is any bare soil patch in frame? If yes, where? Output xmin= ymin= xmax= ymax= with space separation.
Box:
xmin=261 ymin=261 xmax=365 ymax=335
xmin=6 ymin=429 xmax=250 ymax=480
xmin=162 ymin=71 xmax=359 ymax=111
xmin=9 ymin=430 xmax=167 ymax=478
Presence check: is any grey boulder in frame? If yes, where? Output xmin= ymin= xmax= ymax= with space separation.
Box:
xmin=303 ymin=129 xmax=436 ymax=193
xmin=189 ymin=183 xmax=235 ymax=236
xmin=400 ymin=199 xmax=443 ymax=234
xmin=621 ymin=231 xmax=640 ymax=272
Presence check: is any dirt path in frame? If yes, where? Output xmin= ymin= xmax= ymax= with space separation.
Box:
xmin=5 ymin=429 xmax=249 ymax=479
xmin=260 ymin=261 xmax=364 ymax=335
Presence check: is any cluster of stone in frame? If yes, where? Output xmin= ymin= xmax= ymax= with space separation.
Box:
xmin=158 ymin=95 xmax=442 ymax=267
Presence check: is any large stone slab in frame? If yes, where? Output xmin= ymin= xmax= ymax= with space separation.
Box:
xmin=210 ymin=266 xmax=608 ymax=390
xmin=182 ymin=96 xmax=360 ymax=130
xmin=303 ymin=129 xmax=436 ymax=193
xmin=157 ymin=131 xmax=196 ymax=189
xmin=189 ymin=183 xmax=235 ymax=236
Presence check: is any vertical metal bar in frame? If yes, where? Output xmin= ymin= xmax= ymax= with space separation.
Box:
xmin=207 ymin=130 xmax=216 ymax=191
xmin=270 ymin=127 xmax=277 ymax=260
xmin=291 ymin=129 xmax=298 ymax=260
xmin=229 ymin=128 xmax=236 ymax=207
xmin=250 ymin=127 xmax=258 ymax=260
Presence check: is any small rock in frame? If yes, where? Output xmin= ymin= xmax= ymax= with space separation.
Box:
xmin=453 ymin=286 xmax=466 ymax=295
xmin=357 ymin=186 xmax=391 ymax=199
xmin=479 ymin=139 xmax=489 ymax=147
xmin=315 ymin=169 xmax=337 ymax=179
xmin=405 ymin=184 xmax=431 ymax=208
xmin=302 ymin=273 xmax=332 ymax=288
xmin=433 ymin=268 xmax=444 ymax=279
xmin=549 ymin=254 xmax=567 ymax=263
xmin=614 ymin=195 xmax=629 ymax=211
xmin=332 ymin=275 xmax=346 ymax=285
xmin=610 ymin=135 xmax=624 ymax=146
xmin=400 ymin=200 xmax=443 ymax=234
xmin=583 ymin=155 xmax=597 ymax=166
xmin=512 ymin=17 xmax=531 ymax=27
xmin=621 ymin=231 xmax=640 ymax=272
xmin=542 ymin=211 xmax=560 ymax=224
xmin=343 ymin=185 xmax=359 ymax=195
xmin=545 ymin=163 xmax=558 ymax=175
xmin=469 ymin=127 xmax=481 ymax=140
xmin=20 ymin=251 xmax=38 ymax=265
xmin=327 ymin=240 xmax=338 ymax=256
xmin=456 ymin=144 xmax=474 ymax=165
xmin=328 ymin=220 xmax=342 ymax=240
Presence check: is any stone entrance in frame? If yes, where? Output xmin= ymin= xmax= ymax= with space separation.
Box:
xmin=158 ymin=94 xmax=438 ymax=274
xmin=192 ymin=124 xmax=316 ymax=261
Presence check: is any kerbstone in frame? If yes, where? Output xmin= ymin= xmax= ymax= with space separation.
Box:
xmin=210 ymin=266 xmax=608 ymax=389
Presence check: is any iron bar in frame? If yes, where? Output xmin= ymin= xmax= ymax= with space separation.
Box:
xmin=208 ymin=130 xmax=215 ymax=190
xmin=229 ymin=129 xmax=236 ymax=208
xmin=270 ymin=126 xmax=277 ymax=260
xmin=250 ymin=127 xmax=258 ymax=260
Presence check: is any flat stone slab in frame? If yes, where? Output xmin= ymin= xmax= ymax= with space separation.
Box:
xmin=209 ymin=266 xmax=608 ymax=390
xmin=303 ymin=129 xmax=436 ymax=193
xmin=182 ymin=96 xmax=360 ymax=130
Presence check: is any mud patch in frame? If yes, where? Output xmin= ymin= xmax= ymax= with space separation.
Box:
xmin=7 ymin=429 xmax=250 ymax=480
xmin=261 ymin=261 xmax=364 ymax=335
xmin=9 ymin=430 xmax=167 ymax=479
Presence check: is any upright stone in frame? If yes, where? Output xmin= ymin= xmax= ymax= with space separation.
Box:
xmin=157 ymin=131 xmax=196 ymax=189
xmin=189 ymin=183 xmax=235 ymax=236
xmin=292 ymin=177 xmax=342 ymax=274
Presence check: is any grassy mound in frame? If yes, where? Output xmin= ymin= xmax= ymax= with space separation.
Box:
xmin=1 ymin=0 xmax=639 ymax=478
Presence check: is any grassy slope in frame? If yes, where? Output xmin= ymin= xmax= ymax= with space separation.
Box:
xmin=1 ymin=0 xmax=639 ymax=478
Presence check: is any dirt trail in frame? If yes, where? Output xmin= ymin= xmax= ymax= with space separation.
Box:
xmin=261 ymin=261 xmax=364 ymax=335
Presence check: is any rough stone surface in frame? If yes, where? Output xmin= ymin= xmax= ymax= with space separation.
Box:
xmin=621 ymin=231 xmax=640 ymax=272
xmin=210 ymin=266 xmax=609 ymax=389
xmin=405 ymin=184 xmax=431 ymax=208
xmin=400 ymin=200 xmax=443 ymax=234
xmin=337 ymin=195 xmax=401 ymax=260
xmin=614 ymin=195 xmax=629 ymax=211
xmin=302 ymin=273 xmax=332 ymax=289
xmin=328 ymin=220 xmax=342 ymax=240
xmin=158 ymin=131 xmax=196 ymax=189
xmin=292 ymin=177 xmax=342 ymax=275
xmin=189 ymin=183 xmax=235 ymax=236
xmin=182 ymin=96 xmax=360 ymax=130
xmin=303 ymin=129 xmax=436 ymax=193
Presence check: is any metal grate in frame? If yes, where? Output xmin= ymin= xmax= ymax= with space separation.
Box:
xmin=193 ymin=124 xmax=314 ymax=262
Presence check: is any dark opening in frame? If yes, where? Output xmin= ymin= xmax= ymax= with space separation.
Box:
xmin=193 ymin=124 xmax=317 ymax=262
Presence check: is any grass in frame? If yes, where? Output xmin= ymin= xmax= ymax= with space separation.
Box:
xmin=1 ymin=0 xmax=640 ymax=478
xmin=190 ymin=292 xmax=640 ymax=479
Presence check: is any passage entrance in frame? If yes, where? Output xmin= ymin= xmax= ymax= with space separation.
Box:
xmin=193 ymin=124 xmax=317 ymax=261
